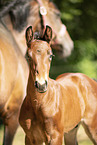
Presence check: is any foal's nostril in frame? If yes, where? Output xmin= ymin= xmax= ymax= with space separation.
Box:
xmin=35 ymin=80 xmax=47 ymax=88
xmin=35 ymin=81 xmax=38 ymax=88
xmin=35 ymin=80 xmax=48 ymax=92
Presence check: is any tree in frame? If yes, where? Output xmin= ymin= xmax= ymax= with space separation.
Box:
xmin=50 ymin=0 xmax=97 ymax=79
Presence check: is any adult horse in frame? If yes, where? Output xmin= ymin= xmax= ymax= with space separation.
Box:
xmin=0 ymin=0 xmax=73 ymax=57
xmin=19 ymin=26 xmax=97 ymax=145
xmin=0 ymin=21 xmax=29 ymax=145
xmin=0 ymin=0 xmax=73 ymax=144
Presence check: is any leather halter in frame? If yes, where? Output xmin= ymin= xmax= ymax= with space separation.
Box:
xmin=37 ymin=0 xmax=66 ymax=37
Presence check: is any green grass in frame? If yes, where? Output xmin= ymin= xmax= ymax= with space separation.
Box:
xmin=0 ymin=125 xmax=3 ymax=145
xmin=77 ymin=125 xmax=93 ymax=145
xmin=0 ymin=125 xmax=25 ymax=145
xmin=0 ymin=125 xmax=93 ymax=145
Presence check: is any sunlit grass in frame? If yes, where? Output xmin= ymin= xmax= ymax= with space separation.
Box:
xmin=77 ymin=125 xmax=93 ymax=145
xmin=13 ymin=127 xmax=25 ymax=145
xmin=0 ymin=125 xmax=3 ymax=145
xmin=0 ymin=125 xmax=25 ymax=145
xmin=0 ymin=124 xmax=93 ymax=145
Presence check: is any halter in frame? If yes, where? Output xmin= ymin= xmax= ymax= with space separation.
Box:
xmin=37 ymin=0 xmax=66 ymax=37
xmin=40 ymin=6 xmax=47 ymax=16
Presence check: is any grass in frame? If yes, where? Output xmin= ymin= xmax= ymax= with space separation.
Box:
xmin=77 ymin=125 xmax=93 ymax=145
xmin=0 ymin=125 xmax=25 ymax=145
xmin=0 ymin=125 xmax=93 ymax=145
xmin=0 ymin=125 xmax=3 ymax=145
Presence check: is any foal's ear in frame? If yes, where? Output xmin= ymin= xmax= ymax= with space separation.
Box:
xmin=43 ymin=25 xmax=52 ymax=43
xmin=25 ymin=26 xmax=33 ymax=47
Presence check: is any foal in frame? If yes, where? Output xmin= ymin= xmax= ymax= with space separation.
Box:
xmin=19 ymin=26 xmax=97 ymax=145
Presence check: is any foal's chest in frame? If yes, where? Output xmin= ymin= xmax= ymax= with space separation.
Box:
xmin=25 ymin=109 xmax=54 ymax=144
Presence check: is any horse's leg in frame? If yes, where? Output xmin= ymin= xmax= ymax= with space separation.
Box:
xmin=25 ymin=133 xmax=63 ymax=145
xmin=64 ymin=124 xmax=80 ymax=145
xmin=82 ymin=122 xmax=97 ymax=145
xmin=26 ymin=133 xmax=63 ymax=145
xmin=3 ymin=111 xmax=19 ymax=145
xmin=45 ymin=133 xmax=63 ymax=145
xmin=3 ymin=70 xmax=26 ymax=145
xmin=25 ymin=136 xmax=32 ymax=145
xmin=25 ymin=135 xmax=43 ymax=145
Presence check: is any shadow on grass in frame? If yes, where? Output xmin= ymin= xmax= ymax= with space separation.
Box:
xmin=0 ymin=118 xmax=4 ymax=145
xmin=0 ymin=118 xmax=3 ymax=128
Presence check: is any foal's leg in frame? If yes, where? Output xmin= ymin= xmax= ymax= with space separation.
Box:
xmin=64 ymin=124 xmax=80 ymax=145
xmin=48 ymin=137 xmax=63 ymax=145
xmin=25 ymin=136 xmax=32 ymax=145
xmin=25 ymin=135 xmax=43 ymax=145
xmin=45 ymin=133 xmax=63 ymax=145
xmin=82 ymin=122 xmax=97 ymax=145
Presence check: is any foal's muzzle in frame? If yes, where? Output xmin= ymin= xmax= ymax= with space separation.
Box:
xmin=35 ymin=80 xmax=48 ymax=93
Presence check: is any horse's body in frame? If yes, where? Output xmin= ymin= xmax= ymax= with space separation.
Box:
xmin=0 ymin=0 xmax=74 ymax=144
xmin=19 ymin=26 xmax=97 ymax=145
xmin=0 ymin=22 xmax=29 ymax=145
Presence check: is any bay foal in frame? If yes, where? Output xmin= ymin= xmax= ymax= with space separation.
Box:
xmin=19 ymin=26 xmax=97 ymax=145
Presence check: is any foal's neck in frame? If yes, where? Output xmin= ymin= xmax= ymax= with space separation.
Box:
xmin=27 ymin=69 xmax=62 ymax=118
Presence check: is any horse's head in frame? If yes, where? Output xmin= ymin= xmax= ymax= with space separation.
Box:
xmin=1 ymin=0 xmax=73 ymax=58
xmin=29 ymin=0 xmax=74 ymax=58
xmin=39 ymin=0 xmax=74 ymax=57
xmin=26 ymin=25 xmax=53 ymax=93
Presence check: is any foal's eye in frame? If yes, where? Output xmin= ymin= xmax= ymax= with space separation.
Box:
xmin=37 ymin=50 xmax=41 ymax=53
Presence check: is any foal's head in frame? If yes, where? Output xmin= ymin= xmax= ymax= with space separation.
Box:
xmin=26 ymin=25 xmax=53 ymax=93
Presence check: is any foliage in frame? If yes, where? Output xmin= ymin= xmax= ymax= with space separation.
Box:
xmin=51 ymin=0 xmax=97 ymax=79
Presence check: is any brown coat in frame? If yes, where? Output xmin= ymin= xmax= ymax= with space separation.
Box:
xmin=19 ymin=26 xmax=97 ymax=145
